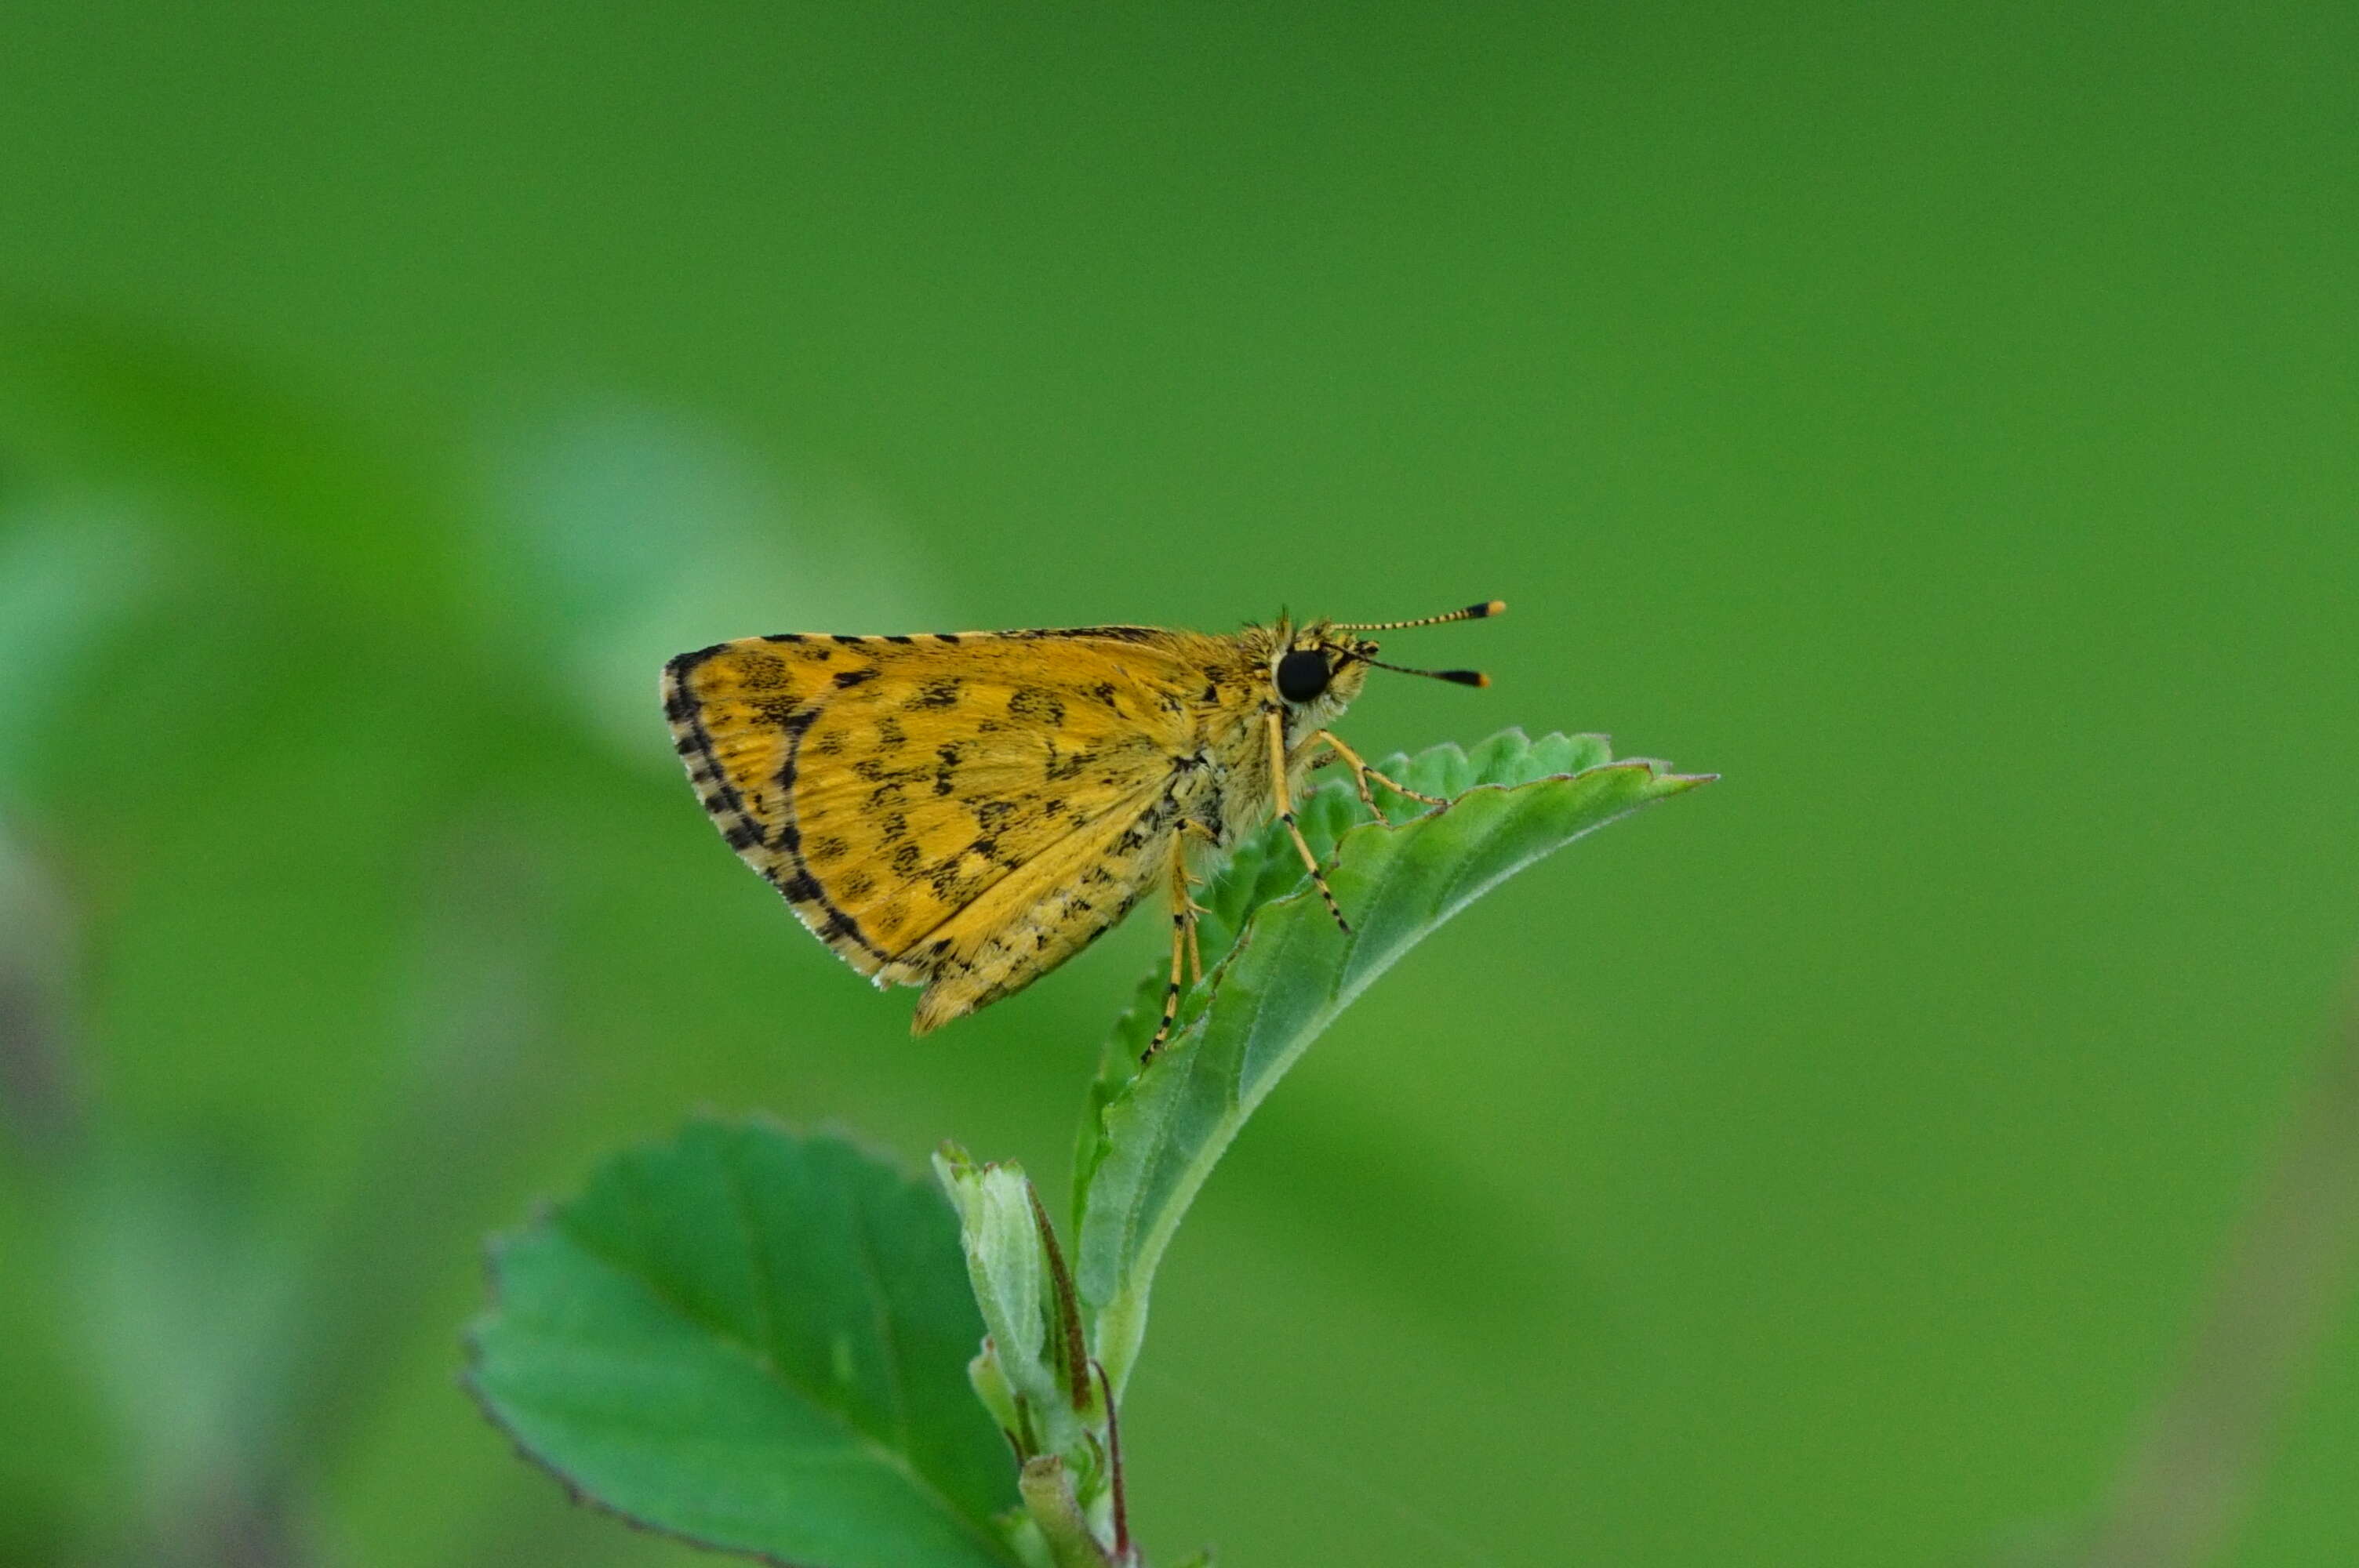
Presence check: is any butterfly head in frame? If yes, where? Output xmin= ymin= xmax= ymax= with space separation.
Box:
xmin=1267 ymin=626 xmax=1376 ymax=720
xmin=1262 ymin=599 xmax=1504 ymax=720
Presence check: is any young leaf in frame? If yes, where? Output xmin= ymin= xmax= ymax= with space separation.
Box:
xmin=467 ymin=1119 xmax=1021 ymax=1568
xmin=933 ymin=1149 xmax=1102 ymax=1465
xmin=1072 ymin=731 xmax=1711 ymax=1392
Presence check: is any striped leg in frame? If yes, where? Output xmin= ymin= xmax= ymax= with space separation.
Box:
xmin=1176 ymin=820 xmax=1217 ymax=982
xmin=1143 ymin=834 xmax=1200 ymax=1062
xmin=1266 ymin=709 xmax=1350 ymax=935
xmin=1311 ymin=728 xmax=1445 ymax=826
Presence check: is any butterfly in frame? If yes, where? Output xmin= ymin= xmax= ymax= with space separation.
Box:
xmin=662 ymin=601 xmax=1502 ymax=1053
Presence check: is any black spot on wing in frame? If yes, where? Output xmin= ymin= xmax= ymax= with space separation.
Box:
xmin=1045 ymin=746 xmax=1097 ymax=782
xmin=929 ymin=859 xmax=983 ymax=902
xmin=999 ymin=624 xmax=1164 ymax=644
xmin=1008 ymin=687 xmax=1066 ymax=725
xmin=736 ymin=652 xmax=791 ymax=689
xmin=933 ymin=742 xmax=966 ymax=797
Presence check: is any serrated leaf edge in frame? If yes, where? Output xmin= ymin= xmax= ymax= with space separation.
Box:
xmin=1076 ymin=746 xmax=1713 ymax=1389
xmin=462 ymin=1116 xmax=1023 ymax=1568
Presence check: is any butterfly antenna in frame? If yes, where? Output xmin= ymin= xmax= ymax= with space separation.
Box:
xmin=1361 ymin=657 xmax=1490 ymax=688
xmin=1335 ymin=599 xmax=1501 ymax=685
xmin=1330 ymin=599 xmax=1505 ymax=633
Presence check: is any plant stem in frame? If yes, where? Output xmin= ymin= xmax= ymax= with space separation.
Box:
xmin=1018 ymin=1457 xmax=1115 ymax=1568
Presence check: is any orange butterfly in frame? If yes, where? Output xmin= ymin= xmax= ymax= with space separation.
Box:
xmin=664 ymin=602 xmax=1501 ymax=1052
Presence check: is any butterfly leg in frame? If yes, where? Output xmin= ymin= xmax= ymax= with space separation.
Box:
xmin=1312 ymin=729 xmax=1446 ymax=826
xmin=1143 ymin=833 xmax=1205 ymax=1061
xmin=1266 ymin=709 xmax=1351 ymax=936
xmin=1176 ymin=820 xmax=1218 ymax=982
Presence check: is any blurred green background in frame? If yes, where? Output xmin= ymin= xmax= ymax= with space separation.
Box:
xmin=3 ymin=4 xmax=2357 ymax=1565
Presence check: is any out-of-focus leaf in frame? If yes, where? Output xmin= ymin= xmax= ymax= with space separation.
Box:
xmin=467 ymin=1119 xmax=1020 ymax=1568
xmin=479 ymin=404 xmax=940 ymax=767
xmin=0 ymin=503 xmax=167 ymax=788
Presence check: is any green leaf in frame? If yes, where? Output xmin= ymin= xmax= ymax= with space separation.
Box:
xmin=932 ymin=1149 xmax=1100 ymax=1465
xmin=467 ymin=1119 xmax=1021 ymax=1568
xmin=1072 ymin=731 xmax=1712 ymax=1392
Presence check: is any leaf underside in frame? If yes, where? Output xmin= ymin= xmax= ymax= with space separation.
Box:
xmin=1072 ymin=730 xmax=1712 ymax=1392
xmin=467 ymin=1121 xmax=1020 ymax=1568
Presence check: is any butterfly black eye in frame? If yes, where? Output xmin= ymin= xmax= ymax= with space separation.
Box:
xmin=1275 ymin=648 xmax=1332 ymax=704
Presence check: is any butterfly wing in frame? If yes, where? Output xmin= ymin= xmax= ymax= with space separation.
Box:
xmin=663 ymin=628 xmax=1214 ymax=1027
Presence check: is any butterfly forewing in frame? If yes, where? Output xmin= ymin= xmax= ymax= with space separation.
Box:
xmin=664 ymin=628 xmax=1216 ymax=1026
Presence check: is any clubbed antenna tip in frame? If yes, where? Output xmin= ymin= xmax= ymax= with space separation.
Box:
xmin=1332 ymin=598 xmax=1507 ymax=633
